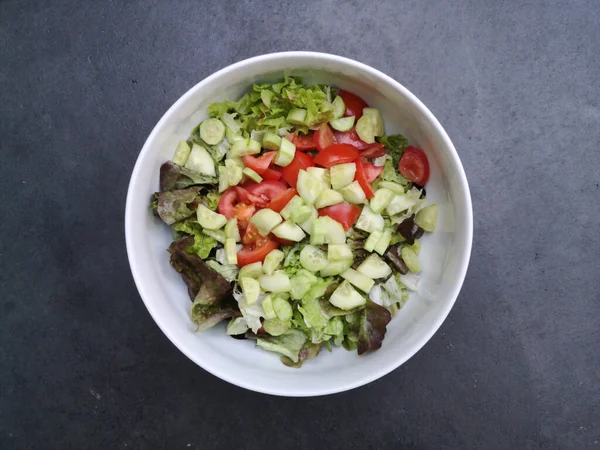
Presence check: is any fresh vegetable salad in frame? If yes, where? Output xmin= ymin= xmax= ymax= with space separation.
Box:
xmin=150 ymin=77 xmax=437 ymax=367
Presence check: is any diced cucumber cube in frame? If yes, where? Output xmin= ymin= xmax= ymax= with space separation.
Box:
xmin=287 ymin=108 xmax=308 ymax=126
xmin=314 ymin=188 xmax=344 ymax=209
xmin=272 ymin=296 xmax=293 ymax=322
xmin=203 ymin=229 xmax=226 ymax=244
xmin=300 ymin=245 xmax=328 ymax=272
xmin=224 ymin=218 xmax=241 ymax=242
xmin=329 ymin=281 xmax=366 ymax=310
xmin=329 ymin=116 xmax=355 ymax=132
xmin=370 ymin=188 xmax=395 ymax=213
xmin=355 ymin=108 xmax=384 ymax=144
xmin=364 ymin=229 xmax=383 ymax=252
xmin=225 ymin=159 xmax=243 ymax=186
xmin=199 ymin=118 xmax=226 ymax=145
xmin=225 ymin=238 xmax=238 ymax=265
xmin=330 ymin=163 xmax=356 ymax=190
xmin=378 ymin=181 xmax=406 ymax=195
xmin=262 ymin=318 xmax=290 ymax=336
xmin=291 ymin=205 xmax=312 ymax=224
xmin=261 ymin=294 xmax=277 ymax=319
xmin=239 ymin=261 xmax=263 ymax=280
xmin=332 ymin=96 xmax=346 ymax=119
xmin=341 ymin=268 xmax=375 ymax=293
xmin=374 ymin=229 xmax=392 ymax=255
xmin=263 ymin=249 xmax=285 ymax=276
xmin=356 ymin=254 xmax=392 ymax=279
xmin=226 ymin=128 xmax=243 ymax=144
xmin=279 ymin=195 xmax=304 ymax=221
xmin=218 ymin=165 xmax=229 ymax=193
xmin=409 ymin=239 xmax=421 ymax=255
xmin=401 ymin=246 xmax=422 ymax=273
xmin=230 ymin=138 xmax=262 ymax=158
xmin=321 ymin=216 xmax=346 ymax=244
xmin=186 ymin=144 xmax=216 ymax=176
xmin=243 ymin=167 xmax=263 ymax=183
xmin=240 ymin=277 xmax=260 ymax=305
xmin=327 ymin=243 xmax=353 ymax=262
xmin=340 ymin=181 xmax=366 ymax=204
xmin=415 ymin=204 xmax=438 ymax=232
xmin=250 ymin=208 xmax=283 ymax=236
xmin=298 ymin=206 xmax=318 ymax=234
xmin=271 ymin=221 xmax=306 ymax=242
xmin=274 ymin=137 xmax=296 ymax=167
xmin=307 ymin=167 xmax=331 ymax=188
xmin=258 ymin=271 xmax=291 ymax=293
xmin=173 ymin=140 xmax=191 ymax=166
xmin=196 ymin=204 xmax=227 ymax=230
xmin=320 ymin=260 xmax=353 ymax=277
xmin=355 ymin=205 xmax=384 ymax=233
xmin=297 ymin=169 xmax=327 ymax=205
xmin=262 ymin=132 xmax=282 ymax=151
xmin=310 ymin=217 xmax=327 ymax=245
xmin=386 ymin=194 xmax=417 ymax=216
xmin=226 ymin=317 xmax=249 ymax=335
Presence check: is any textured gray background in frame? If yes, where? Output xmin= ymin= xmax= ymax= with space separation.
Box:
xmin=1 ymin=0 xmax=599 ymax=449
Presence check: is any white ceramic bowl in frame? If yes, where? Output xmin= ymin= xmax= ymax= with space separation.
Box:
xmin=125 ymin=52 xmax=472 ymax=397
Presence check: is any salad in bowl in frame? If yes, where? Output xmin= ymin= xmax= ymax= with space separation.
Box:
xmin=150 ymin=77 xmax=438 ymax=368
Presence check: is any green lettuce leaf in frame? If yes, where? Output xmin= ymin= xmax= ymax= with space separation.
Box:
xmin=357 ymin=300 xmax=392 ymax=355
xmin=298 ymin=299 xmax=329 ymax=330
xmin=280 ymin=342 xmax=322 ymax=368
xmin=256 ymin=328 xmax=307 ymax=363
xmin=153 ymin=187 xmax=200 ymax=226
xmin=171 ymin=218 xmax=218 ymax=259
xmin=290 ymin=269 xmax=319 ymax=300
xmin=281 ymin=243 xmax=304 ymax=277
xmin=377 ymin=134 xmax=408 ymax=168
xmin=159 ymin=161 xmax=218 ymax=191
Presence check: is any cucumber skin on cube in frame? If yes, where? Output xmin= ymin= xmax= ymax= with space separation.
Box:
xmin=243 ymin=167 xmax=263 ymax=183
xmin=224 ymin=218 xmax=241 ymax=242
xmin=173 ymin=140 xmax=191 ymax=166
xmin=274 ymin=138 xmax=296 ymax=167
xmin=230 ymin=138 xmax=261 ymax=158
xmin=196 ymin=204 xmax=228 ymax=230
xmin=271 ymin=221 xmax=306 ymax=242
xmin=218 ymin=165 xmax=229 ymax=193
xmin=341 ymin=268 xmax=375 ymax=293
xmin=225 ymin=238 xmax=238 ymax=265
xmin=330 ymin=163 xmax=356 ymax=190
xmin=329 ymin=281 xmax=366 ymax=310
xmin=240 ymin=277 xmax=260 ymax=305
xmin=329 ymin=116 xmax=355 ymax=132
xmin=199 ymin=118 xmax=226 ymax=145
xmin=374 ymin=229 xmax=392 ymax=255
xmin=186 ymin=144 xmax=216 ymax=176
xmin=262 ymin=132 xmax=282 ymax=151
xmin=415 ymin=204 xmax=438 ymax=232
xmin=250 ymin=208 xmax=283 ymax=236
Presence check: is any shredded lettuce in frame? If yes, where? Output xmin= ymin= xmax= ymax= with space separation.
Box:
xmin=281 ymin=243 xmax=304 ymax=277
xmin=171 ymin=218 xmax=218 ymax=259
xmin=256 ymin=328 xmax=307 ymax=363
xmin=206 ymin=260 xmax=239 ymax=282
xmin=377 ymin=134 xmax=408 ymax=168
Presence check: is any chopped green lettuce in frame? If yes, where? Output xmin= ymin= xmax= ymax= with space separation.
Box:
xmin=377 ymin=134 xmax=408 ymax=168
xmin=256 ymin=328 xmax=307 ymax=363
xmin=281 ymin=243 xmax=304 ymax=277
xmin=171 ymin=218 xmax=218 ymax=259
xmin=206 ymin=260 xmax=239 ymax=282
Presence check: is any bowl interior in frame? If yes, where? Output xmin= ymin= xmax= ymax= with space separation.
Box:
xmin=125 ymin=53 xmax=472 ymax=396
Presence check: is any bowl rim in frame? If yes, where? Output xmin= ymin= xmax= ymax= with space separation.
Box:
xmin=125 ymin=51 xmax=473 ymax=396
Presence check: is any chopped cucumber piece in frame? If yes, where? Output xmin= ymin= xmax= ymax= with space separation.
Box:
xmin=226 ymin=128 xmax=243 ymax=144
xmin=332 ymin=96 xmax=346 ymax=119
xmin=329 ymin=116 xmax=355 ymax=132
xmin=173 ymin=140 xmax=191 ymax=166
xmin=186 ymin=144 xmax=216 ymax=176
xmin=261 ymin=89 xmax=274 ymax=108
xmin=298 ymin=206 xmax=318 ymax=234
xmin=224 ymin=218 xmax=241 ymax=242
xmin=307 ymin=167 xmax=330 ymax=187
xmin=374 ymin=229 xmax=392 ymax=255
xmin=221 ymin=112 xmax=241 ymax=135
xmin=329 ymin=281 xmax=366 ymax=310
xmin=330 ymin=163 xmax=356 ymax=190
xmin=340 ymin=181 xmax=366 ymax=204
xmin=291 ymin=205 xmax=312 ymax=224
xmin=415 ymin=204 xmax=438 ymax=232
xmin=239 ymin=261 xmax=263 ymax=280
xmin=243 ymin=167 xmax=263 ymax=183
xmin=287 ymin=108 xmax=307 ymax=126
xmin=271 ymin=221 xmax=306 ymax=242
xmin=327 ymin=243 xmax=353 ymax=262
xmin=240 ymin=277 xmax=260 ymax=305
xmin=262 ymin=318 xmax=290 ymax=336
xmin=408 ymin=239 xmax=421 ymax=255
xmin=355 ymin=108 xmax=384 ymax=144
xmin=258 ymin=271 xmax=291 ymax=293
xmin=355 ymin=205 xmax=384 ymax=233
xmin=225 ymin=238 xmax=238 ymax=265
xmin=261 ymin=294 xmax=277 ymax=319
xmin=263 ymin=249 xmax=285 ymax=276
xmin=370 ymin=188 xmax=395 ymax=213
xmin=203 ymin=229 xmax=226 ymax=244
xmin=341 ymin=268 xmax=375 ymax=293
xmin=230 ymin=138 xmax=261 ymax=158
xmin=225 ymin=159 xmax=243 ymax=186
xmin=250 ymin=208 xmax=283 ymax=236
xmin=401 ymin=246 xmax=422 ymax=273
xmin=310 ymin=217 xmax=327 ymax=245
xmin=356 ymin=254 xmax=392 ymax=279
xmin=300 ymin=245 xmax=328 ymax=272
xmin=272 ymin=296 xmax=293 ymax=322
xmin=199 ymin=118 xmax=225 ymax=145
xmin=314 ymin=188 xmax=344 ymax=209
xmin=279 ymin=195 xmax=304 ymax=221
xmin=196 ymin=204 xmax=227 ymax=230
xmin=218 ymin=165 xmax=229 ymax=193
xmin=320 ymin=260 xmax=353 ymax=277
xmin=322 ymin=216 xmax=346 ymax=244
xmin=378 ymin=181 xmax=406 ymax=195
xmin=364 ymin=229 xmax=383 ymax=252
xmin=226 ymin=317 xmax=248 ymax=335
xmin=262 ymin=132 xmax=282 ymax=151
xmin=297 ymin=169 xmax=327 ymax=205
xmin=274 ymin=137 xmax=296 ymax=167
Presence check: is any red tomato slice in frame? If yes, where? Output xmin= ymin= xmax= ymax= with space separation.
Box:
xmin=217 ymin=188 xmax=240 ymax=219
xmin=354 ymin=159 xmax=375 ymax=199
xmin=235 ymin=186 xmax=268 ymax=208
xmin=262 ymin=167 xmax=282 ymax=181
xmin=338 ymin=89 xmax=369 ymax=119
xmin=285 ymin=132 xmax=316 ymax=150
xmin=245 ymin=180 xmax=288 ymax=203
xmin=241 ymin=152 xmax=277 ymax=175
xmin=314 ymin=144 xmax=360 ymax=168
xmin=232 ymin=203 xmax=256 ymax=230
xmin=398 ymin=146 xmax=430 ymax=185
xmin=360 ymin=143 xmax=387 ymax=159
xmin=266 ymin=188 xmax=297 ymax=213
xmin=318 ymin=203 xmax=362 ymax=231
xmin=313 ymin=123 xmax=336 ymax=151
xmin=242 ymin=223 xmax=260 ymax=245
xmin=280 ymin=151 xmax=315 ymax=188
xmin=237 ymin=238 xmax=280 ymax=267
xmin=361 ymin=161 xmax=384 ymax=183
xmin=333 ymin=129 xmax=371 ymax=150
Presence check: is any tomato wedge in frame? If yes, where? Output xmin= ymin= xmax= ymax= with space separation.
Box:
xmin=314 ymin=144 xmax=359 ymax=168
xmin=241 ymin=151 xmax=277 ymax=175
xmin=361 ymin=161 xmax=384 ymax=183
xmin=235 ymin=186 xmax=268 ymax=208
xmin=217 ymin=188 xmax=240 ymax=219
xmin=262 ymin=167 xmax=282 ymax=181
xmin=232 ymin=203 xmax=256 ymax=230
xmin=245 ymin=180 xmax=288 ymax=203
xmin=280 ymin=151 xmax=315 ymax=188
xmin=266 ymin=188 xmax=297 ymax=213
xmin=242 ymin=223 xmax=260 ymax=244
xmin=333 ymin=129 xmax=371 ymax=150
xmin=398 ymin=146 xmax=430 ymax=185
xmin=338 ymin=89 xmax=369 ymax=119
xmin=237 ymin=238 xmax=279 ymax=267
xmin=360 ymin=143 xmax=387 ymax=159
xmin=354 ymin=159 xmax=375 ymax=199
xmin=285 ymin=132 xmax=316 ymax=150
xmin=318 ymin=203 xmax=362 ymax=231
xmin=313 ymin=123 xmax=336 ymax=151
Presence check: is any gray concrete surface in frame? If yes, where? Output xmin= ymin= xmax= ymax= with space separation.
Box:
xmin=1 ymin=0 xmax=599 ymax=448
